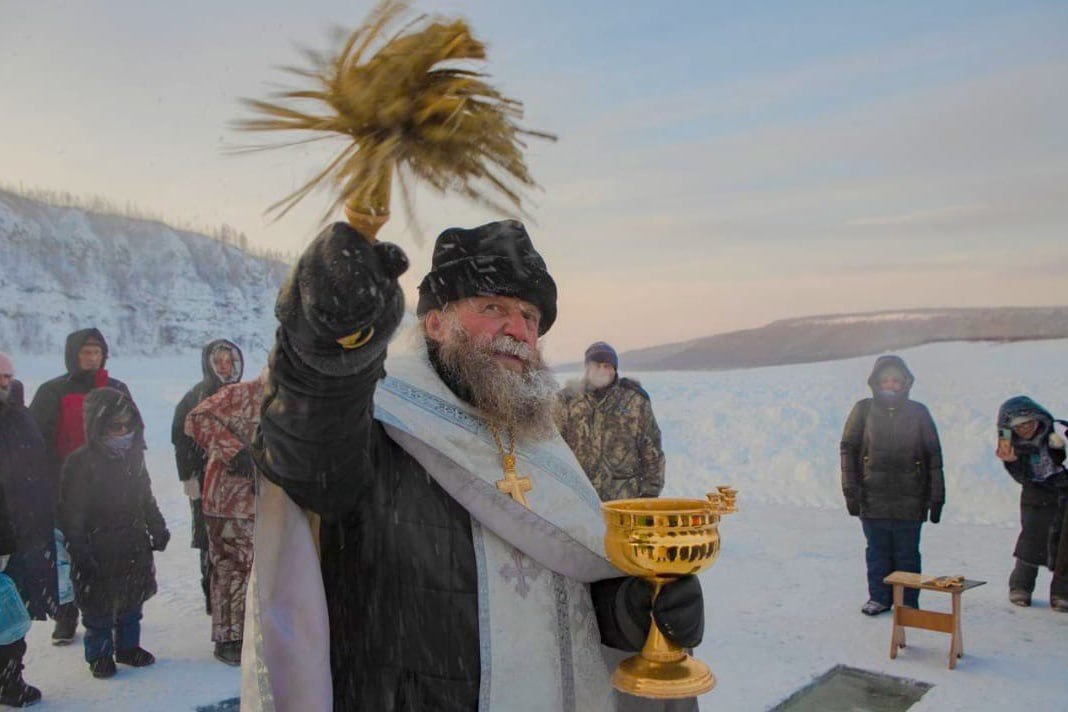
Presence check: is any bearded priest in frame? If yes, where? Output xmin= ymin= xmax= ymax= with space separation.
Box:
xmin=242 ymin=220 xmax=705 ymax=711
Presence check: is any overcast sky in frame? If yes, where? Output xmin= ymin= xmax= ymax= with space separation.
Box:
xmin=3 ymin=0 xmax=1066 ymax=362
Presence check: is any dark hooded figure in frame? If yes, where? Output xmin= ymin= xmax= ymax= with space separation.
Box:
xmin=995 ymin=396 xmax=1068 ymax=611
xmin=28 ymin=328 xmax=134 ymax=644
xmin=57 ymin=388 xmax=169 ymax=679
xmin=0 ymin=352 xmax=52 ymax=707
xmin=171 ymin=339 xmax=244 ymax=615
xmin=841 ymin=355 xmax=944 ymax=616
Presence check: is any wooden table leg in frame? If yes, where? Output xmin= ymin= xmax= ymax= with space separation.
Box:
xmin=889 ymin=584 xmax=906 ymax=659
xmin=949 ymin=591 xmax=963 ymax=669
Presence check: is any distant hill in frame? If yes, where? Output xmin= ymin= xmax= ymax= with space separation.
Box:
xmin=0 ymin=188 xmax=290 ymax=357
xmin=613 ymin=307 xmax=1068 ymax=371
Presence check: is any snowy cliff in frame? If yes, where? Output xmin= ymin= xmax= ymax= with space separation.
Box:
xmin=0 ymin=189 xmax=289 ymax=358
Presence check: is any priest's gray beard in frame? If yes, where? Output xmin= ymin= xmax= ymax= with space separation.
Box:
xmin=431 ymin=318 xmax=559 ymax=444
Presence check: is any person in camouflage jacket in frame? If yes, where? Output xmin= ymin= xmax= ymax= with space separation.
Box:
xmin=185 ymin=369 xmax=263 ymax=666
xmin=556 ymin=342 xmax=666 ymax=502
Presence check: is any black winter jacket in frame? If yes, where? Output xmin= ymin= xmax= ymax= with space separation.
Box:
xmin=0 ymin=396 xmax=59 ymax=619
xmin=58 ymin=388 xmax=168 ymax=617
xmin=255 ymin=223 xmax=648 ymax=711
xmin=841 ymin=355 xmax=945 ymax=521
xmin=996 ymin=396 xmax=1066 ymax=508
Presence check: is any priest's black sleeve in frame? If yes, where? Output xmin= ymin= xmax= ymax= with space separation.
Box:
xmin=253 ymin=222 xmax=409 ymax=516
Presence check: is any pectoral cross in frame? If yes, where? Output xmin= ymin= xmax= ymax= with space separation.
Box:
xmin=496 ymin=453 xmax=532 ymax=507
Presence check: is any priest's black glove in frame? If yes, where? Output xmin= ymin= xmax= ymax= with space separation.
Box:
xmin=229 ymin=447 xmax=256 ymax=478
xmin=929 ymin=503 xmax=943 ymax=524
xmin=275 ymin=222 xmax=408 ymax=376
xmin=622 ymin=575 xmax=705 ymax=649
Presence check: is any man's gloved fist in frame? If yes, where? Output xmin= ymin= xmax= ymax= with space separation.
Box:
xmin=151 ymin=529 xmax=171 ymax=553
xmin=229 ymin=448 xmax=256 ymax=478
xmin=623 ymin=575 xmax=705 ymax=649
xmin=929 ymin=503 xmax=943 ymax=524
xmin=276 ymin=223 xmax=408 ymax=359
xmin=652 ymin=575 xmax=705 ymax=648
xmin=846 ymin=498 xmax=861 ymax=517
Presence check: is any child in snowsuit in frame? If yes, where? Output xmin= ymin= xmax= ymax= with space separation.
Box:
xmin=996 ymin=396 xmax=1068 ymax=611
xmin=58 ymin=388 xmax=170 ymax=678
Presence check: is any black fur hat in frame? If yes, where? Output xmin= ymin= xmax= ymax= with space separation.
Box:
xmin=416 ymin=220 xmax=557 ymax=334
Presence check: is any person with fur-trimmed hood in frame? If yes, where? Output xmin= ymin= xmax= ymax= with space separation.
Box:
xmin=57 ymin=388 xmax=169 ymax=679
xmin=185 ymin=366 xmax=262 ymax=666
xmin=995 ymin=396 xmax=1068 ymax=611
xmin=556 ymin=342 xmax=666 ymax=502
xmin=243 ymin=220 xmax=706 ymax=711
xmin=840 ymin=355 xmax=944 ymax=616
xmin=171 ymin=340 xmax=244 ymax=617
xmin=28 ymin=328 xmax=134 ymax=645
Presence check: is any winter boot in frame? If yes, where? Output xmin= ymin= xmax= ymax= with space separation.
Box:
xmin=50 ymin=605 xmax=78 ymax=646
xmin=115 ymin=647 xmax=155 ymax=667
xmin=213 ymin=641 xmax=242 ymax=667
xmin=861 ymin=600 xmax=890 ymax=616
xmin=0 ymin=648 xmax=41 ymax=709
xmin=0 ymin=677 xmax=42 ymax=708
xmin=1009 ymin=589 xmax=1032 ymax=607
xmin=89 ymin=656 xmax=116 ymax=679
xmin=1051 ymin=596 xmax=1068 ymax=612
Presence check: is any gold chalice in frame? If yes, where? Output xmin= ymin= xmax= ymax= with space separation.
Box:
xmin=602 ymin=487 xmax=737 ymax=699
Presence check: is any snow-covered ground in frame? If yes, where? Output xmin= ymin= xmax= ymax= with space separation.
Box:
xmin=6 ymin=339 xmax=1068 ymax=710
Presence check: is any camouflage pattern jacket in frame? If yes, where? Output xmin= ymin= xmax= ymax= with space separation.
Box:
xmin=186 ymin=378 xmax=263 ymax=520
xmin=556 ymin=378 xmax=666 ymax=501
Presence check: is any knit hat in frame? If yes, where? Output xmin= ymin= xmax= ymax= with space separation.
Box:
xmin=584 ymin=342 xmax=618 ymax=370
xmin=0 ymin=351 xmax=12 ymax=376
xmin=416 ymin=220 xmax=557 ymax=335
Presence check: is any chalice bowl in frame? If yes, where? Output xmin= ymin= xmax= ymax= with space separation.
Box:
xmin=602 ymin=486 xmax=737 ymax=699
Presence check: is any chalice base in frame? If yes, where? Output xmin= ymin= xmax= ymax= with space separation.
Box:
xmin=612 ymin=653 xmax=716 ymax=699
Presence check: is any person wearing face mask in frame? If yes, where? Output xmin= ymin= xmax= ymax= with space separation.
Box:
xmin=27 ymin=328 xmax=135 ymax=645
xmin=171 ymin=340 xmax=244 ymax=619
xmin=57 ymin=388 xmax=169 ymax=679
xmin=556 ymin=342 xmax=666 ymax=502
xmin=840 ymin=355 xmax=945 ymax=616
xmin=995 ymin=396 xmax=1068 ymax=611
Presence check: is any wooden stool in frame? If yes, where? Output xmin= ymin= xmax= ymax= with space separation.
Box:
xmin=883 ymin=571 xmax=986 ymax=670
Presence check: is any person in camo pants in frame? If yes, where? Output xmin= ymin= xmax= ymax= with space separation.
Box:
xmin=185 ymin=369 xmax=264 ymax=666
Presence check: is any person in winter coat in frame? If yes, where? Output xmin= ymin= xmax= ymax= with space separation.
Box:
xmin=244 ymin=221 xmax=706 ymax=711
xmin=995 ymin=396 xmax=1068 ymax=611
xmin=557 ymin=345 xmax=690 ymax=712
xmin=840 ymin=355 xmax=944 ymax=616
xmin=28 ymin=328 xmax=134 ymax=644
xmin=0 ymin=478 xmax=40 ymax=708
xmin=57 ymin=388 xmax=169 ymax=679
xmin=0 ymin=353 xmax=51 ymax=708
xmin=185 ymin=368 xmax=262 ymax=666
xmin=171 ymin=340 xmax=244 ymax=616
xmin=556 ymin=341 xmax=666 ymax=502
